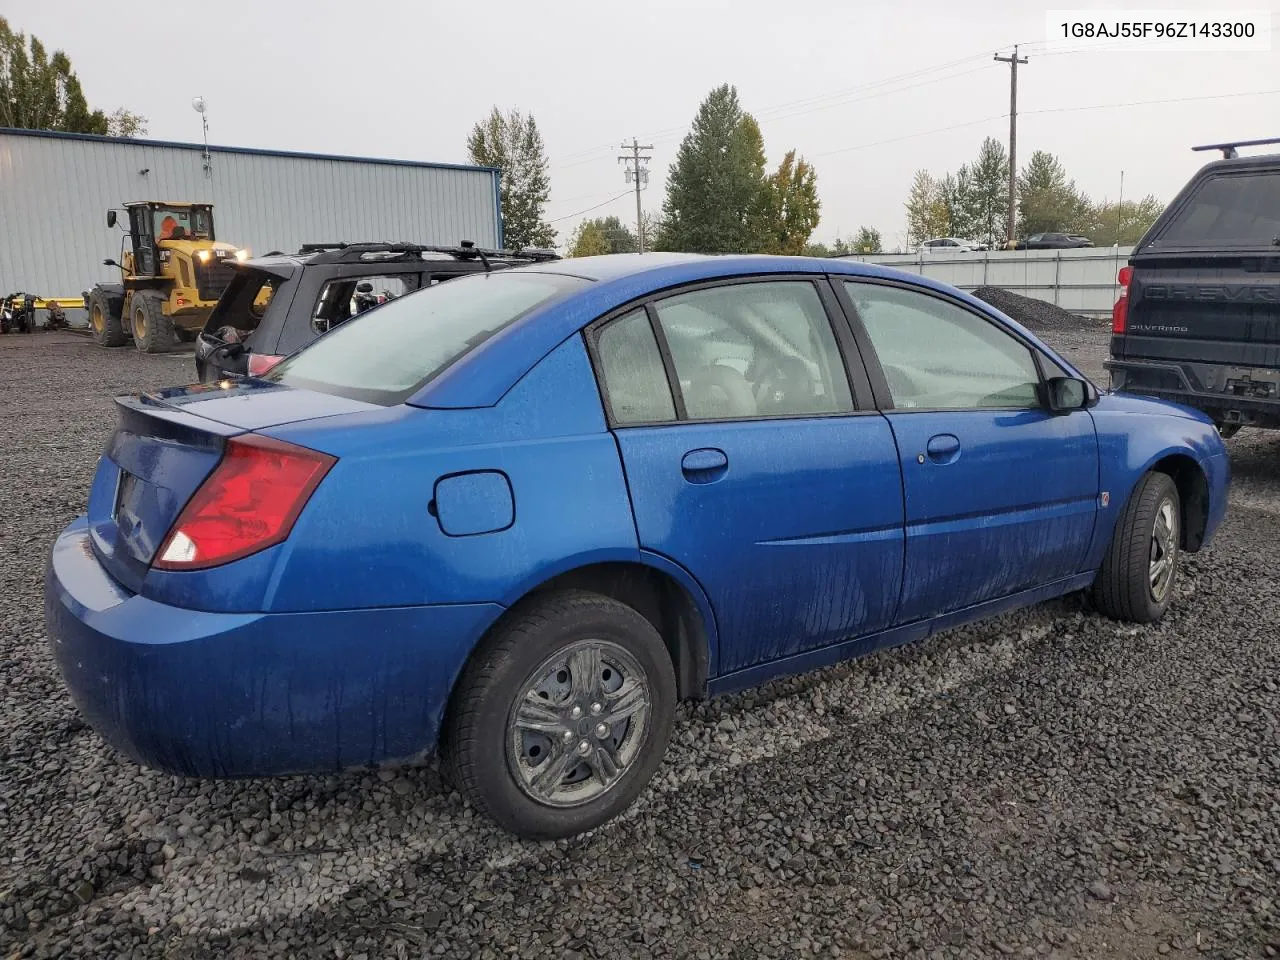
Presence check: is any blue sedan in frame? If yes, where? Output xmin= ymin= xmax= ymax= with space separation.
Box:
xmin=45 ymin=254 xmax=1229 ymax=838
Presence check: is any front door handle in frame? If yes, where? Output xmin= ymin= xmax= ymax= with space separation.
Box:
xmin=681 ymin=448 xmax=728 ymax=483
xmin=925 ymin=434 xmax=961 ymax=464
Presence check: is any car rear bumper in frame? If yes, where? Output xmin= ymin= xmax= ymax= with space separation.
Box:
xmin=45 ymin=518 xmax=502 ymax=778
xmin=1106 ymin=358 xmax=1280 ymax=428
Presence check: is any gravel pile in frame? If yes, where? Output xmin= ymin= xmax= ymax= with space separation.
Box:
xmin=971 ymin=287 xmax=1102 ymax=332
xmin=2 ymin=330 xmax=1278 ymax=959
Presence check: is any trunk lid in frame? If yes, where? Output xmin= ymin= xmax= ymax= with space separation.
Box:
xmin=88 ymin=382 xmax=378 ymax=592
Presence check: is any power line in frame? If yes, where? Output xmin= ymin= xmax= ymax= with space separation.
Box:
xmin=812 ymin=114 xmax=1007 ymax=158
xmin=547 ymin=190 xmax=633 ymax=224
xmin=548 ymin=45 xmax=1009 ymax=171
xmin=1022 ymin=87 xmax=1280 ymax=116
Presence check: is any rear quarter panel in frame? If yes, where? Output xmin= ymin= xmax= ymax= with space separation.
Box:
xmin=260 ymin=335 xmax=642 ymax=611
xmin=1085 ymin=394 xmax=1229 ymax=568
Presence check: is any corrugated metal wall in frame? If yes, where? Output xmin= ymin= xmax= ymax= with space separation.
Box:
xmin=839 ymin=247 xmax=1134 ymax=317
xmin=0 ymin=129 xmax=501 ymax=317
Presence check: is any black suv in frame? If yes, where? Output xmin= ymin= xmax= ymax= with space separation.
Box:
xmin=1107 ymin=139 xmax=1280 ymax=436
xmin=194 ymin=242 xmax=558 ymax=381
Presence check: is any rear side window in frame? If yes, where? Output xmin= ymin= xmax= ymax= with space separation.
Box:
xmin=1152 ymin=172 xmax=1280 ymax=249
xmin=312 ymin=273 xmax=421 ymax=334
xmin=268 ymin=272 xmax=585 ymax=404
xmin=594 ymin=309 xmax=677 ymax=425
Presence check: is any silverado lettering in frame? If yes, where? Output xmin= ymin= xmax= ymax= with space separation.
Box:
xmin=1130 ymin=324 xmax=1190 ymax=334
xmin=1143 ymin=284 xmax=1280 ymax=303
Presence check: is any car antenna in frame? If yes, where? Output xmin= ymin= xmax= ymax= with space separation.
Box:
xmin=460 ymin=240 xmax=492 ymax=272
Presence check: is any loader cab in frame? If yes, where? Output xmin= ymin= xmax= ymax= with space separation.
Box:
xmin=109 ymin=202 xmax=216 ymax=278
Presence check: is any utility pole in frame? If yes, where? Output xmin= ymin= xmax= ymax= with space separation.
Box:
xmin=993 ymin=45 xmax=1028 ymax=246
xmin=1117 ymin=170 xmax=1125 ymax=246
xmin=618 ymin=139 xmax=653 ymax=253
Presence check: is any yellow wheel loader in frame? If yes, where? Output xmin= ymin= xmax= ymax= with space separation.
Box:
xmin=86 ymin=202 xmax=248 ymax=352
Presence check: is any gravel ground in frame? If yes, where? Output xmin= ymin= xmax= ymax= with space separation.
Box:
xmin=1 ymin=326 xmax=1277 ymax=960
xmin=971 ymin=288 xmax=1098 ymax=333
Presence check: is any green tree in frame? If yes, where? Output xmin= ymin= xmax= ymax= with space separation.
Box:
xmin=573 ymin=215 xmax=636 ymax=254
xmin=938 ymin=170 xmax=978 ymax=241
xmin=660 ymin=85 xmax=767 ymax=253
xmin=567 ymin=220 xmax=612 ymax=257
xmin=852 ymin=226 xmax=882 ymax=254
xmin=1017 ymin=150 xmax=1086 ymax=236
xmin=1080 ymin=195 xmax=1164 ymax=246
xmin=905 ymin=169 xmax=950 ymax=244
xmin=968 ymin=137 xmax=1010 ymax=249
xmin=0 ymin=17 xmax=108 ymax=133
xmin=640 ymin=210 xmax=662 ymax=252
xmin=466 ymin=106 xmax=556 ymax=250
xmin=754 ymin=149 xmax=821 ymax=255
xmin=106 ymin=107 xmax=147 ymax=138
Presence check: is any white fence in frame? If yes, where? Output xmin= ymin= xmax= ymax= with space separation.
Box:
xmin=837 ymin=246 xmax=1134 ymax=317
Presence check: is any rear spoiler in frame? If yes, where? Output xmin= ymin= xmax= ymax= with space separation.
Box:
xmin=114 ymin=393 xmax=241 ymax=447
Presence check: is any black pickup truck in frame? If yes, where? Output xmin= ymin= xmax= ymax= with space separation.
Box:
xmin=1107 ymin=139 xmax=1280 ymax=436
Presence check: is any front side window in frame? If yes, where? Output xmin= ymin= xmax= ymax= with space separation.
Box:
xmin=844 ymin=282 xmax=1041 ymax=410
xmin=269 ymin=271 xmax=585 ymax=404
xmin=593 ymin=309 xmax=677 ymax=425
xmin=652 ymin=281 xmax=853 ymax=420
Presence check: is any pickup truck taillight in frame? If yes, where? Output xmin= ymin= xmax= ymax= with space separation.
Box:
xmin=1112 ymin=266 xmax=1132 ymax=334
xmin=248 ymin=353 xmax=284 ymax=377
xmin=153 ymin=435 xmax=335 ymax=570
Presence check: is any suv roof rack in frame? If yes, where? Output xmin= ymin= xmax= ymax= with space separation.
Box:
xmin=295 ymin=241 xmax=560 ymax=265
xmin=1192 ymin=136 xmax=1280 ymax=159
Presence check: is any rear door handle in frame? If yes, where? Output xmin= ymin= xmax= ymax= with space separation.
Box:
xmin=681 ymin=448 xmax=728 ymax=483
xmin=925 ymin=434 xmax=961 ymax=463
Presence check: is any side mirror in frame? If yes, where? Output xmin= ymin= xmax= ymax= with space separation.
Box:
xmin=1041 ymin=376 xmax=1088 ymax=414
xmin=106 ymin=210 xmax=117 ymax=228
xmin=103 ymin=258 xmax=119 ymax=267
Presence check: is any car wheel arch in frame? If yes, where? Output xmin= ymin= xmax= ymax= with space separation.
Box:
xmin=484 ymin=557 xmax=717 ymax=702
xmin=1147 ymin=453 xmax=1211 ymax=551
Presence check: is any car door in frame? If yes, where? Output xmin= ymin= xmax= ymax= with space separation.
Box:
xmin=836 ymin=279 xmax=1099 ymax=624
xmin=588 ymin=277 xmax=905 ymax=675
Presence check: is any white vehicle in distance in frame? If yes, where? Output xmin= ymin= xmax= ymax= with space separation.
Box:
xmin=917 ymin=237 xmax=988 ymax=253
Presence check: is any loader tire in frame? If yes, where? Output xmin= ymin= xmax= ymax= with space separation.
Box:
xmin=131 ymin=292 xmax=174 ymax=353
xmin=88 ymin=288 xmax=127 ymax=347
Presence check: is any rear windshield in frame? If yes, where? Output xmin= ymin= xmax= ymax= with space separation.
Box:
xmin=1149 ymin=171 xmax=1280 ymax=250
xmin=265 ymin=271 xmax=586 ymax=404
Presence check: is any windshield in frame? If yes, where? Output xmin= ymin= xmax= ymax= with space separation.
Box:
xmin=266 ymin=271 xmax=586 ymax=404
xmin=154 ymin=206 xmax=214 ymax=241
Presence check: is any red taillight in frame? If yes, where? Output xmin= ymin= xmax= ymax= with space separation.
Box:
xmin=154 ymin=434 xmax=335 ymax=570
xmin=1112 ymin=266 xmax=1132 ymax=334
xmin=248 ymin=353 xmax=284 ymax=377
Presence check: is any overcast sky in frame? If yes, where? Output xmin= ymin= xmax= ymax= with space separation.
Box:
xmin=9 ymin=0 xmax=1278 ymax=250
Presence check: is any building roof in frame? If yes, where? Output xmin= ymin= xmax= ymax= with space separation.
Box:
xmin=0 ymin=127 xmax=499 ymax=175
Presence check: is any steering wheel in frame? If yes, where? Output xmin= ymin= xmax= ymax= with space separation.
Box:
xmin=754 ymin=356 xmax=816 ymax=415
xmin=685 ymin=364 xmax=756 ymax=418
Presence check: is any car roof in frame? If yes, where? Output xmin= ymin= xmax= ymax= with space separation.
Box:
xmin=417 ymin=253 xmax=1062 ymax=409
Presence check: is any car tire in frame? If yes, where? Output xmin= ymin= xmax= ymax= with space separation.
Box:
xmin=87 ymin=288 xmax=127 ymax=347
xmin=1092 ymin=471 xmax=1181 ymax=623
xmin=131 ymin=292 xmax=173 ymax=353
xmin=442 ymin=590 xmax=676 ymax=840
